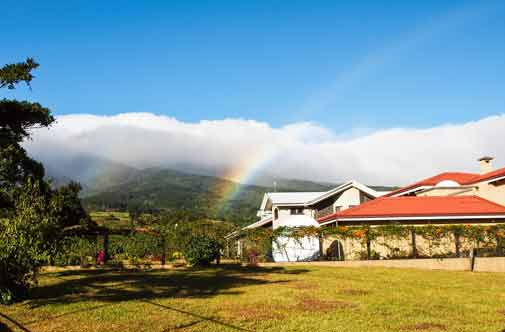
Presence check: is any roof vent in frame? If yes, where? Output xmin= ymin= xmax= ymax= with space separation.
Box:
xmin=478 ymin=156 xmax=494 ymax=174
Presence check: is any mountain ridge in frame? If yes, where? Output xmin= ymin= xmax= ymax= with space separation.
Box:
xmin=43 ymin=155 xmax=396 ymax=226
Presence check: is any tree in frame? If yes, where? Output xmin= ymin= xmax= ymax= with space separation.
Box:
xmin=183 ymin=234 xmax=221 ymax=266
xmin=0 ymin=58 xmax=54 ymax=211
xmin=0 ymin=58 xmax=92 ymax=303
xmin=0 ymin=179 xmax=55 ymax=299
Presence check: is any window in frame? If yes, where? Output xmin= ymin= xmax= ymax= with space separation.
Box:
xmin=290 ymin=208 xmax=304 ymax=215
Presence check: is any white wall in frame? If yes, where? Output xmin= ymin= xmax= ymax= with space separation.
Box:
xmin=475 ymin=181 xmax=505 ymax=206
xmin=272 ymin=236 xmax=320 ymax=262
xmin=334 ymin=187 xmax=362 ymax=211
xmin=271 ymin=214 xmax=320 ymax=262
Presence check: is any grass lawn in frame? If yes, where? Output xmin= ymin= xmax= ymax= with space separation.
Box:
xmin=89 ymin=211 xmax=130 ymax=229
xmin=1 ymin=265 xmax=504 ymax=332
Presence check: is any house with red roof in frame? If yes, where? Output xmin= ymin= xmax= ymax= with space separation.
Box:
xmin=319 ymin=157 xmax=505 ymax=227
xmin=229 ymin=180 xmax=386 ymax=262
xmin=230 ymin=157 xmax=505 ymax=261
xmin=317 ymin=157 xmax=505 ymax=260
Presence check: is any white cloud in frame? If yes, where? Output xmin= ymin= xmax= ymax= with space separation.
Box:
xmin=24 ymin=112 xmax=505 ymax=186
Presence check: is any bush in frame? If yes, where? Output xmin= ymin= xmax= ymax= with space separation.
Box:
xmin=183 ymin=234 xmax=221 ymax=266
xmin=110 ymin=233 xmax=161 ymax=261
xmin=54 ymin=237 xmax=100 ymax=266
xmin=0 ymin=288 xmax=14 ymax=305
xmin=0 ymin=179 xmax=94 ymax=302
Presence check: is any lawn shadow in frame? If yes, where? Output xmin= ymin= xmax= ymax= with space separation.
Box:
xmin=29 ymin=264 xmax=308 ymax=306
xmin=21 ymin=264 xmax=307 ymax=331
xmin=0 ymin=312 xmax=32 ymax=332
xmin=28 ymin=264 xmax=309 ymax=306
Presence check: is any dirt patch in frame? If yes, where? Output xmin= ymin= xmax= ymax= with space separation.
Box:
xmin=226 ymin=297 xmax=356 ymax=321
xmin=402 ymin=323 xmax=447 ymax=331
xmin=287 ymin=281 xmax=318 ymax=290
xmin=339 ymin=288 xmax=370 ymax=296
xmin=227 ymin=304 xmax=286 ymax=321
xmin=295 ymin=297 xmax=357 ymax=313
xmin=498 ymin=309 xmax=505 ymax=316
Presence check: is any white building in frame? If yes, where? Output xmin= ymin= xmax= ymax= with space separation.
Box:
xmin=237 ymin=181 xmax=387 ymax=262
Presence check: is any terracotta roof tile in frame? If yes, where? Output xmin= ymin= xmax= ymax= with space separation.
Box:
xmin=318 ymin=196 xmax=505 ymax=222
xmin=385 ymin=165 xmax=505 ymax=198
xmin=384 ymin=172 xmax=480 ymax=197
xmin=470 ymin=167 xmax=505 ymax=184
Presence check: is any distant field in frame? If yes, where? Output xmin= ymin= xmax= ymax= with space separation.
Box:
xmin=1 ymin=265 xmax=504 ymax=332
xmin=89 ymin=211 xmax=130 ymax=229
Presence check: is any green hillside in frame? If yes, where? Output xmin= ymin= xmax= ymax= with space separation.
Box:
xmin=81 ymin=167 xmax=398 ymax=226
xmin=82 ymin=168 xmax=335 ymax=226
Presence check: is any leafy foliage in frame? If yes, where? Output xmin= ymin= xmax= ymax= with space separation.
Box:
xmin=80 ymin=210 xmax=237 ymax=266
xmin=112 ymin=233 xmax=161 ymax=262
xmin=54 ymin=237 xmax=100 ymax=266
xmin=182 ymin=234 xmax=222 ymax=266
xmin=0 ymin=58 xmax=92 ymax=302
xmin=238 ymin=224 xmax=505 ymax=261
xmin=0 ymin=58 xmax=55 ymax=211
xmin=0 ymin=57 xmax=39 ymax=89
xmin=0 ymin=180 xmax=55 ymax=298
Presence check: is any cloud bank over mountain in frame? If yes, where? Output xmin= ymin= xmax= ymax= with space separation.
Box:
xmin=25 ymin=113 xmax=505 ymax=186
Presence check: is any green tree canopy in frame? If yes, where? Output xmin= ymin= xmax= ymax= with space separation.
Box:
xmin=0 ymin=58 xmax=92 ymax=303
xmin=0 ymin=58 xmax=55 ymax=211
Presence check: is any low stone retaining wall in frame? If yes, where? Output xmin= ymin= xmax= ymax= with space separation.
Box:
xmin=258 ymin=257 xmax=505 ymax=272
xmin=40 ymin=258 xmax=505 ymax=273
xmin=473 ymin=257 xmax=505 ymax=272
xmin=41 ymin=262 xmax=185 ymax=272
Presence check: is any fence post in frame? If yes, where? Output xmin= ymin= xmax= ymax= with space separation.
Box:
xmin=454 ymin=231 xmax=461 ymax=258
xmin=160 ymin=237 xmax=166 ymax=266
xmin=411 ymin=228 xmax=417 ymax=258
xmin=318 ymin=234 xmax=324 ymax=261
xmin=103 ymin=232 xmax=109 ymax=263
xmin=470 ymin=248 xmax=476 ymax=271
xmin=496 ymin=236 xmax=503 ymax=257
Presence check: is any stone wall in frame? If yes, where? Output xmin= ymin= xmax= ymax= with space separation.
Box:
xmin=322 ymin=233 xmax=495 ymax=260
xmin=258 ymin=257 xmax=505 ymax=272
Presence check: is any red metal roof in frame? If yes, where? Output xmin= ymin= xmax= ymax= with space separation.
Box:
xmin=383 ymin=172 xmax=480 ymax=197
xmin=471 ymin=167 xmax=505 ymax=184
xmin=317 ymin=196 xmax=505 ymax=222
xmin=384 ymin=167 xmax=505 ymax=197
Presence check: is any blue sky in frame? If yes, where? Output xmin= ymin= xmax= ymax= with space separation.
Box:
xmin=2 ymin=0 xmax=504 ymax=132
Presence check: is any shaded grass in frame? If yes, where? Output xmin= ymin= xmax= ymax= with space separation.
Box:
xmin=0 ymin=265 xmax=504 ymax=331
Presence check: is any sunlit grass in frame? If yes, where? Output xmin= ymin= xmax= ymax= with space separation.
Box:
xmin=89 ymin=211 xmax=130 ymax=229
xmin=1 ymin=265 xmax=504 ymax=332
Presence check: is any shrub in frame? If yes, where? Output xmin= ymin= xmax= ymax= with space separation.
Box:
xmin=54 ymin=237 xmax=99 ymax=266
xmin=183 ymin=234 xmax=221 ymax=266
xmin=0 ymin=180 xmax=93 ymax=302
xmin=0 ymin=288 xmax=14 ymax=305
xmin=172 ymin=251 xmax=183 ymax=261
xmin=113 ymin=233 xmax=161 ymax=261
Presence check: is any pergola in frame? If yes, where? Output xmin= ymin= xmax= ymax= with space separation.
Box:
xmin=63 ymin=225 xmax=167 ymax=265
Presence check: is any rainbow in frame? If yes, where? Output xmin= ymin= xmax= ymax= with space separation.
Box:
xmin=214 ymin=146 xmax=277 ymax=216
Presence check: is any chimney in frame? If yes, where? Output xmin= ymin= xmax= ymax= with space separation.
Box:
xmin=478 ymin=156 xmax=494 ymax=174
